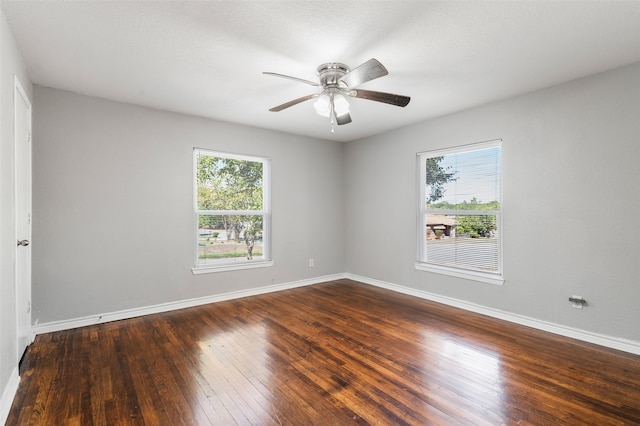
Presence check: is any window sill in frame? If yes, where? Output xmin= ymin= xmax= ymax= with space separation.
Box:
xmin=192 ymin=260 xmax=274 ymax=275
xmin=415 ymin=263 xmax=504 ymax=286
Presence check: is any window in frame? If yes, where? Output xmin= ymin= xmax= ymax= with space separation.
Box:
xmin=193 ymin=149 xmax=271 ymax=273
xmin=416 ymin=140 xmax=503 ymax=284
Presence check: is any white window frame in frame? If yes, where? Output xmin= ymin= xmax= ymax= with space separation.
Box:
xmin=192 ymin=149 xmax=272 ymax=274
xmin=416 ymin=140 xmax=503 ymax=285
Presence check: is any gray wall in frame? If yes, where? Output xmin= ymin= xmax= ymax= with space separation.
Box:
xmin=32 ymin=86 xmax=345 ymax=323
xmin=345 ymin=62 xmax=640 ymax=343
xmin=1 ymin=8 xmax=32 ymax=417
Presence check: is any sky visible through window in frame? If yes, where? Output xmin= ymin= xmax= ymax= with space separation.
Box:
xmin=433 ymin=147 xmax=501 ymax=205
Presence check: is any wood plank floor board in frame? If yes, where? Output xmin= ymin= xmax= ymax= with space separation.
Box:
xmin=298 ymin=329 xmax=457 ymax=423
xmin=295 ymin=307 xmax=506 ymax=423
xmin=7 ymin=279 xmax=640 ymax=425
xmin=144 ymin=320 xmax=233 ymax=425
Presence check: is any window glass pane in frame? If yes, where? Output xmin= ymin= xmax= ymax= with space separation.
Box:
xmin=197 ymin=154 xmax=263 ymax=211
xmin=426 ymin=146 xmax=500 ymax=209
xmin=197 ymin=214 xmax=264 ymax=266
xmin=424 ymin=214 xmax=500 ymax=272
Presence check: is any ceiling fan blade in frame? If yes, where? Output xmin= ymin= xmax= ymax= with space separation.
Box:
xmin=351 ymin=89 xmax=410 ymax=107
xmin=335 ymin=111 xmax=352 ymax=125
xmin=269 ymin=94 xmax=317 ymax=112
xmin=263 ymin=72 xmax=320 ymax=87
xmin=339 ymin=58 xmax=388 ymax=88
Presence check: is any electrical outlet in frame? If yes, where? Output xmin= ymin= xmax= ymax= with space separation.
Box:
xmin=570 ymin=295 xmax=585 ymax=309
xmin=309 ymin=258 xmax=314 ymax=267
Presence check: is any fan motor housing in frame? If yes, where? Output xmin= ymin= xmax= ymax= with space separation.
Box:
xmin=317 ymin=63 xmax=350 ymax=88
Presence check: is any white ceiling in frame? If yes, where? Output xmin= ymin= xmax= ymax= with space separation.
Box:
xmin=3 ymin=1 xmax=640 ymax=142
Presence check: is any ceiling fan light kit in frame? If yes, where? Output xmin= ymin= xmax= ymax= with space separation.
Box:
xmin=264 ymin=58 xmax=410 ymax=133
xmin=313 ymin=92 xmax=349 ymax=118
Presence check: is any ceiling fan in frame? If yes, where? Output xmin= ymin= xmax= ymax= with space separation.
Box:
xmin=264 ymin=58 xmax=410 ymax=132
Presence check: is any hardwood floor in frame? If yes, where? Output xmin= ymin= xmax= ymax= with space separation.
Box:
xmin=7 ymin=279 xmax=640 ymax=425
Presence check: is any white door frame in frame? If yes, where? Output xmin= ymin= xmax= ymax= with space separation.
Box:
xmin=14 ymin=75 xmax=32 ymax=362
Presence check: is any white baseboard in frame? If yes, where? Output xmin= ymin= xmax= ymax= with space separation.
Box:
xmin=0 ymin=368 xmax=20 ymax=426
xmin=33 ymin=273 xmax=348 ymax=335
xmin=347 ymin=273 xmax=640 ymax=356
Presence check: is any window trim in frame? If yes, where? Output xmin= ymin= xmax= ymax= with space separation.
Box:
xmin=192 ymin=148 xmax=272 ymax=274
xmin=416 ymin=139 xmax=504 ymax=285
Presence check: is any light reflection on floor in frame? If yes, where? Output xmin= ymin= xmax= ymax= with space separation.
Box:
xmin=196 ymin=323 xmax=274 ymax=423
xmin=427 ymin=334 xmax=506 ymax=420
